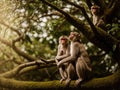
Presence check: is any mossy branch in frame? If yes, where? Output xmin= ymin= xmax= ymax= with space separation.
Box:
xmin=0 ymin=60 xmax=56 ymax=78
xmin=0 ymin=70 xmax=120 ymax=90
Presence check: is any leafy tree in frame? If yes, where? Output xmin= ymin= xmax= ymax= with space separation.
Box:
xmin=0 ymin=0 xmax=119 ymax=90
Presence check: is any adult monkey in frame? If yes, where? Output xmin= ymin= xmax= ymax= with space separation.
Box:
xmin=55 ymin=35 xmax=75 ymax=83
xmin=91 ymin=5 xmax=105 ymax=28
xmin=57 ymin=32 xmax=92 ymax=86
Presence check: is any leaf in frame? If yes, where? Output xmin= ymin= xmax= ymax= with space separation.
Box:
xmin=25 ymin=35 xmax=32 ymax=43
xmin=112 ymin=44 xmax=117 ymax=52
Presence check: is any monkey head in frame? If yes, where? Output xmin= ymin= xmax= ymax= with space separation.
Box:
xmin=69 ymin=32 xmax=80 ymax=42
xmin=91 ymin=5 xmax=100 ymax=15
xmin=59 ymin=35 xmax=68 ymax=45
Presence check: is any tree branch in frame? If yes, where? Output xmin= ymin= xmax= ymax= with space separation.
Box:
xmin=108 ymin=0 xmax=115 ymax=8
xmin=0 ymin=20 xmax=21 ymax=36
xmin=85 ymin=0 xmax=92 ymax=9
xmin=62 ymin=0 xmax=98 ymax=35
xmin=103 ymin=0 xmax=119 ymax=23
xmin=0 ymin=37 xmax=47 ymax=63
xmin=1 ymin=60 xmax=55 ymax=78
xmin=0 ymin=70 xmax=120 ymax=90
xmin=92 ymin=0 xmax=106 ymax=10
xmin=41 ymin=0 xmax=119 ymax=53
xmin=40 ymin=12 xmax=63 ymax=18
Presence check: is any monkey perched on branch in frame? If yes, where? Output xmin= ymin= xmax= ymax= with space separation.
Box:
xmin=55 ymin=35 xmax=75 ymax=83
xmin=91 ymin=5 xmax=105 ymax=29
xmin=57 ymin=32 xmax=92 ymax=86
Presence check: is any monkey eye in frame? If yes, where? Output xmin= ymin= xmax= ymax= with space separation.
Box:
xmin=71 ymin=34 xmax=76 ymax=36
xmin=92 ymin=8 xmax=98 ymax=9
xmin=61 ymin=38 xmax=67 ymax=40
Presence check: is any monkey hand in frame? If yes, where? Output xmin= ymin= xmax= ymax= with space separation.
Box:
xmin=57 ymin=62 xmax=62 ymax=67
xmin=55 ymin=57 xmax=61 ymax=61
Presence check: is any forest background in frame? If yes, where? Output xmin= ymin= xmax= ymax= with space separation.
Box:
xmin=0 ymin=0 xmax=120 ymax=90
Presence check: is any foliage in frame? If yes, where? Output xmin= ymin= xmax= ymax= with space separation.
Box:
xmin=0 ymin=0 xmax=119 ymax=89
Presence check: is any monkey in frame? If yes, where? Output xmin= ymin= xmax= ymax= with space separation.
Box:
xmin=55 ymin=35 xmax=75 ymax=83
xmin=91 ymin=5 xmax=105 ymax=28
xmin=57 ymin=32 xmax=92 ymax=86
xmin=56 ymin=36 xmax=70 ymax=60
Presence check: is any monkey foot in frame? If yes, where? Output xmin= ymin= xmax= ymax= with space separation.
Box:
xmin=65 ymin=78 xmax=71 ymax=86
xmin=75 ymin=79 xmax=82 ymax=87
xmin=60 ymin=78 xmax=66 ymax=84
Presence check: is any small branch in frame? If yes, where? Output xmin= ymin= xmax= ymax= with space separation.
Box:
xmin=41 ymin=0 xmax=92 ymax=36
xmin=103 ymin=0 xmax=119 ymax=23
xmin=108 ymin=0 xmax=116 ymax=8
xmin=41 ymin=0 xmax=70 ymax=18
xmin=0 ymin=37 xmax=47 ymax=63
xmin=12 ymin=33 xmax=24 ymax=43
xmin=108 ymin=0 xmax=117 ymax=13
xmin=85 ymin=0 xmax=92 ymax=9
xmin=19 ymin=63 xmax=56 ymax=77
xmin=0 ymin=20 xmax=21 ymax=36
xmin=40 ymin=12 xmax=63 ymax=18
xmin=0 ymin=60 xmax=49 ymax=78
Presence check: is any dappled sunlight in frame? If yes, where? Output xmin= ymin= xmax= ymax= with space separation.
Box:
xmin=0 ymin=0 xmax=18 ymax=40
xmin=0 ymin=0 xmax=119 ymax=90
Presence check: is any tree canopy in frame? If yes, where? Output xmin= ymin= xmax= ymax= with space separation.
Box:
xmin=0 ymin=0 xmax=120 ymax=90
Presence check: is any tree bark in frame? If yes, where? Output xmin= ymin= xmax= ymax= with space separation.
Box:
xmin=0 ymin=70 xmax=120 ymax=90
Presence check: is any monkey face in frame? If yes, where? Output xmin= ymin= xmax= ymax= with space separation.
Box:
xmin=91 ymin=5 xmax=100 ymax=15
xmin=69 ymin=32 xmax=80 ymax=42
xmin=91 ymin=8 xmax=99 ymax=15
xmin=69 ymin=34 xmax=73 ymax=40
xmin=61 ymin=39 xmax=67 ymax=45
xmin=69 ymin=32 xmax=75 ymax=41
xmin=59 ymin=36 xmax=68 ymax=45
xmin=59 ymin=35 xmax=68 ymax=44
xmin=92 ymin=8 xmax=97 ymax=13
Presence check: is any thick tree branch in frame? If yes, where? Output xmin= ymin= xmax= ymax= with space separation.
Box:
xmin=0 ymin=70 xmax=120 ymax=90
xmin=41 ymin=0 xmax=119 ymax=53
xmin=62 ymin=0 xmax=99 ymax=35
